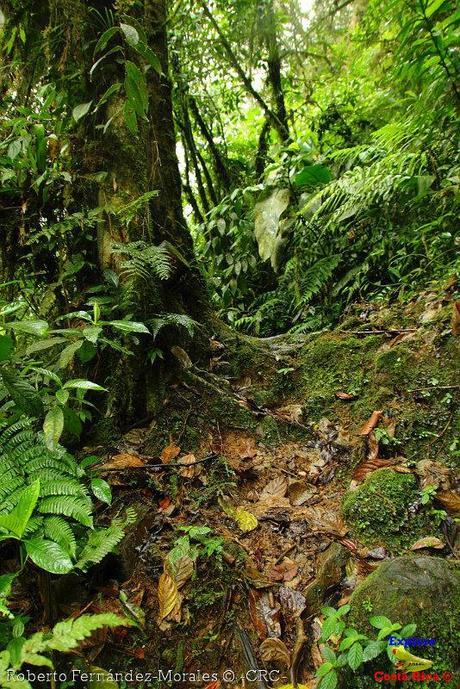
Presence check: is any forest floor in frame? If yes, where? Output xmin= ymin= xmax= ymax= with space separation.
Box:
xmin=59 ymin=285 xmax=459 ymax=689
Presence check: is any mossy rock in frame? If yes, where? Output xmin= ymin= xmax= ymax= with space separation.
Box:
xmin=342 ymin=469 xmax=439 ymax=551
xmin=347 ymin=556 xmax=460 ymax=683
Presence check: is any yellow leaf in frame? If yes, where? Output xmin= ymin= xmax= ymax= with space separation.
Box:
xmin=158 ymin=572 xmax=179 ymax=620
xmin=234 ymin=507 xmax=258 ymax=533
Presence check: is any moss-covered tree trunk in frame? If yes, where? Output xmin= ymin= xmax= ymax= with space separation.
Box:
xmin=1 ymin=0 xmax=211 ymax=426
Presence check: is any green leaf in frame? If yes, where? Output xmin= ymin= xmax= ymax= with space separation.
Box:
xmin=124 ymin=101 xmax=138 ymax=135
xmin=124 ymin=60 xmax=148 ymax=116
xmin=58 ymin=341 xmax=83 ymax=369
xmin=43 ymin=406 xmax=64 ymax=449
xmin=8 ymin=320 xmax=49 ymax=337
xmin=320 ymin=646 xmax=337 ymax=663
xmin=318 ymin=669 xmax=338 ymax=689
xmin=1 ymin=370 xmax=44 ymax=417
xmin=77 ymin=340 xmax=97 ymax=363
xmin=316 ymin=662 xmax=333 ymax=678
xmin=370 ymin=615 xmax=392 ymax=629
xmin=0 ymin=481 xmax=40 ymax=539
xmin=135 ymin=42 xmax=162 ymax=74
xmin=347 ymin=642 xmax=363 ymax=671
xmin=62 ymin=379 xmax=106 ymax=391
xmin=321 ymin=616 xmax=341 ymax=641
xmin=293 ymin=164 xmax=332 ymax=188
xmin=425 ymin=0 xmax=448 ymax=17
xmin=400 ymin=623 xmax=417 ymax=637
xmin=72 ymin=102 xmax=93 ymax=123
xmin=120 ymin=23 xmax=139 ymax=46
xmin=55 ymin=389 xmax=70 ymax=405
xmin=108 ymin=320 xmax=150 ymax=334
xmin=91 ymin=479 xmax=112 ymax=505
xmin=94 ymin=26 xmax=119 ymax=55
xmin=363 ymin=640 xmax=386 ymax=662
xmin=25 ymin=337 xmax=67 ymax=355
xmin=25 ymin=538 xmax=74 ymax=574
xmin=0 ymin=335 xmax=14 ymax=362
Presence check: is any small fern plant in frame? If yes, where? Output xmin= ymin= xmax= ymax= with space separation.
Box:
xmin=0 ymin=613 xmax=132 ymax=689
xmin=0 ymin=419 xmax=135 ymax=574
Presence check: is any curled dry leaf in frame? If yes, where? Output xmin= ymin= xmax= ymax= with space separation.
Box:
xmin=178 ymin=453 xmax=197 ymax=478
xmin=260 ymin=475 xmax=288 ymax=500
xmin=268 ymin=558 xmax=298 ymax=582
xmin=452 ymin=301 xmax=460 ymax=336
xmin=288 ymin=481 xmax=316 ymax=506
xmin=358 ymin=410 xmax=383 ymax=436
xmin=99 ymin=453 xmax=145 ymax=470
xmin=157 ymin=572 xmax=180 ymax=620
xmin=436 ymin=490 xmax=460 ymax=515
xmin=259 ymin=637 xmax=291 ymax=666
xmin=335 ymin=391 xmax=356 ymax=400
xmin=410 ymin=536 xmax=444 ymax=551
xmin=166 ymin=556 xmax=194 ymax=589
xmin=160 ymin=443 xmax=181 ymax=464
xmin=352 ymin=457 xmax=399 ymax=482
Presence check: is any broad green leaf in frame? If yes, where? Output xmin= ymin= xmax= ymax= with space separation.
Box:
xmin=316 ymin=662 xmax=333 ymax=678
xmin=124 ymin=101 xmax=138 ymax=134
xmin=91 ymin=479 xmax=112 ymax=505
xmin=363 ymin=640 xmax=386 ymax=662
xmin=347 ymin=642 xmax=363 ymax=670
xmin=125 ymin=60 xmax=148 ymax=116
xmin=94 ymin=26 xmax=119 ymax=55
xmin=25 ymin=538 xmax=74 ymax=574
xmin=25 ymin=337 xmax=67 ymax=355
xmin=318 ymin=669 xmax=338 ymax=689
xmin=55 ymin=389 xmax=69 ymax=405
xmin=400 ymin=623 xmax=417 ymax=637
xmin=62 ymin=379 xmax=106 ymax=391
xmin=43 ymin=406 xmax=64 ymax=449
xmin=108 ymin=320 xmax=150 ymax=334
xmin=0 ymin=481 xmax=40 ymax=538
xmin=0 ymin=335 xmax=14 ymax=361
xmin=120 ymin=23 xmax=139 ymax=46
xmin=370 ymin=615 xmax=392 ymax=629
xmin=135 ymin=42 xmax=162 ymax=73
xmin=293 ymin=164 xmax=332 ymax=188
xmin=72 ymin=102 xmax=93 ymax=123
xmin=8 ymin=320 xmax=49 ymax=337
xmin=58 ymin=340 xmax=83 ymax=369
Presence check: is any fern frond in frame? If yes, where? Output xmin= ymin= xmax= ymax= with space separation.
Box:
xmin=39 ymin=496 xmax=93 ymax=528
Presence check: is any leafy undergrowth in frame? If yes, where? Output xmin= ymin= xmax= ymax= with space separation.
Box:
xmin=4 ymin=288 xmax=459 ymax=687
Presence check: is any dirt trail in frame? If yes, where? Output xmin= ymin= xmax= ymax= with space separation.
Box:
xmin=83 ymin=293 xmax=459 ymax=687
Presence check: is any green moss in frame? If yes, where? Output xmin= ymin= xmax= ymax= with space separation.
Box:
xmin=342 ymin=469 xmax=439 ymax=551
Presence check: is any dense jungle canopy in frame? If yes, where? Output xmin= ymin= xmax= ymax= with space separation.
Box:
xmin=0 ymin=1 xmax=459 ymax=688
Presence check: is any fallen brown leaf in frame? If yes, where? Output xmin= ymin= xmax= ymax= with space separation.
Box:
xmin=288 ymin=481 xmax=316 ymax=507
xmin=166 ymin=556 xmax=194 ymax=589
xmin=451 ymin=302 xmax=460 ymax=336
xmin=160 ymin=443 xmax=181 ymax=464
xmin=358 ymin=410 xmax=383 ymax=436
xmin=410 ymin=536 xmax=444 ymax=550
xmin=352 ymin=457 xmax=398 ymax=482
xmin=260 ymin=476 xmax=288 ymax=500
xmin=99 ymin=453 xmax=145 ymax=470
xmin=259 ymin=637 xmax=291 ymax=666
xmin=268 ymin=558 xmax=298 ymax=582
xmin=178 ymin=453 xmax=197 ymax=478
xmin=157 ymin=572 xmax=180 ymax=620
xmin=335 ymin=391 xmax=356 ymax=400
xmin=436 ymin=490 xmax=460 ymax=515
